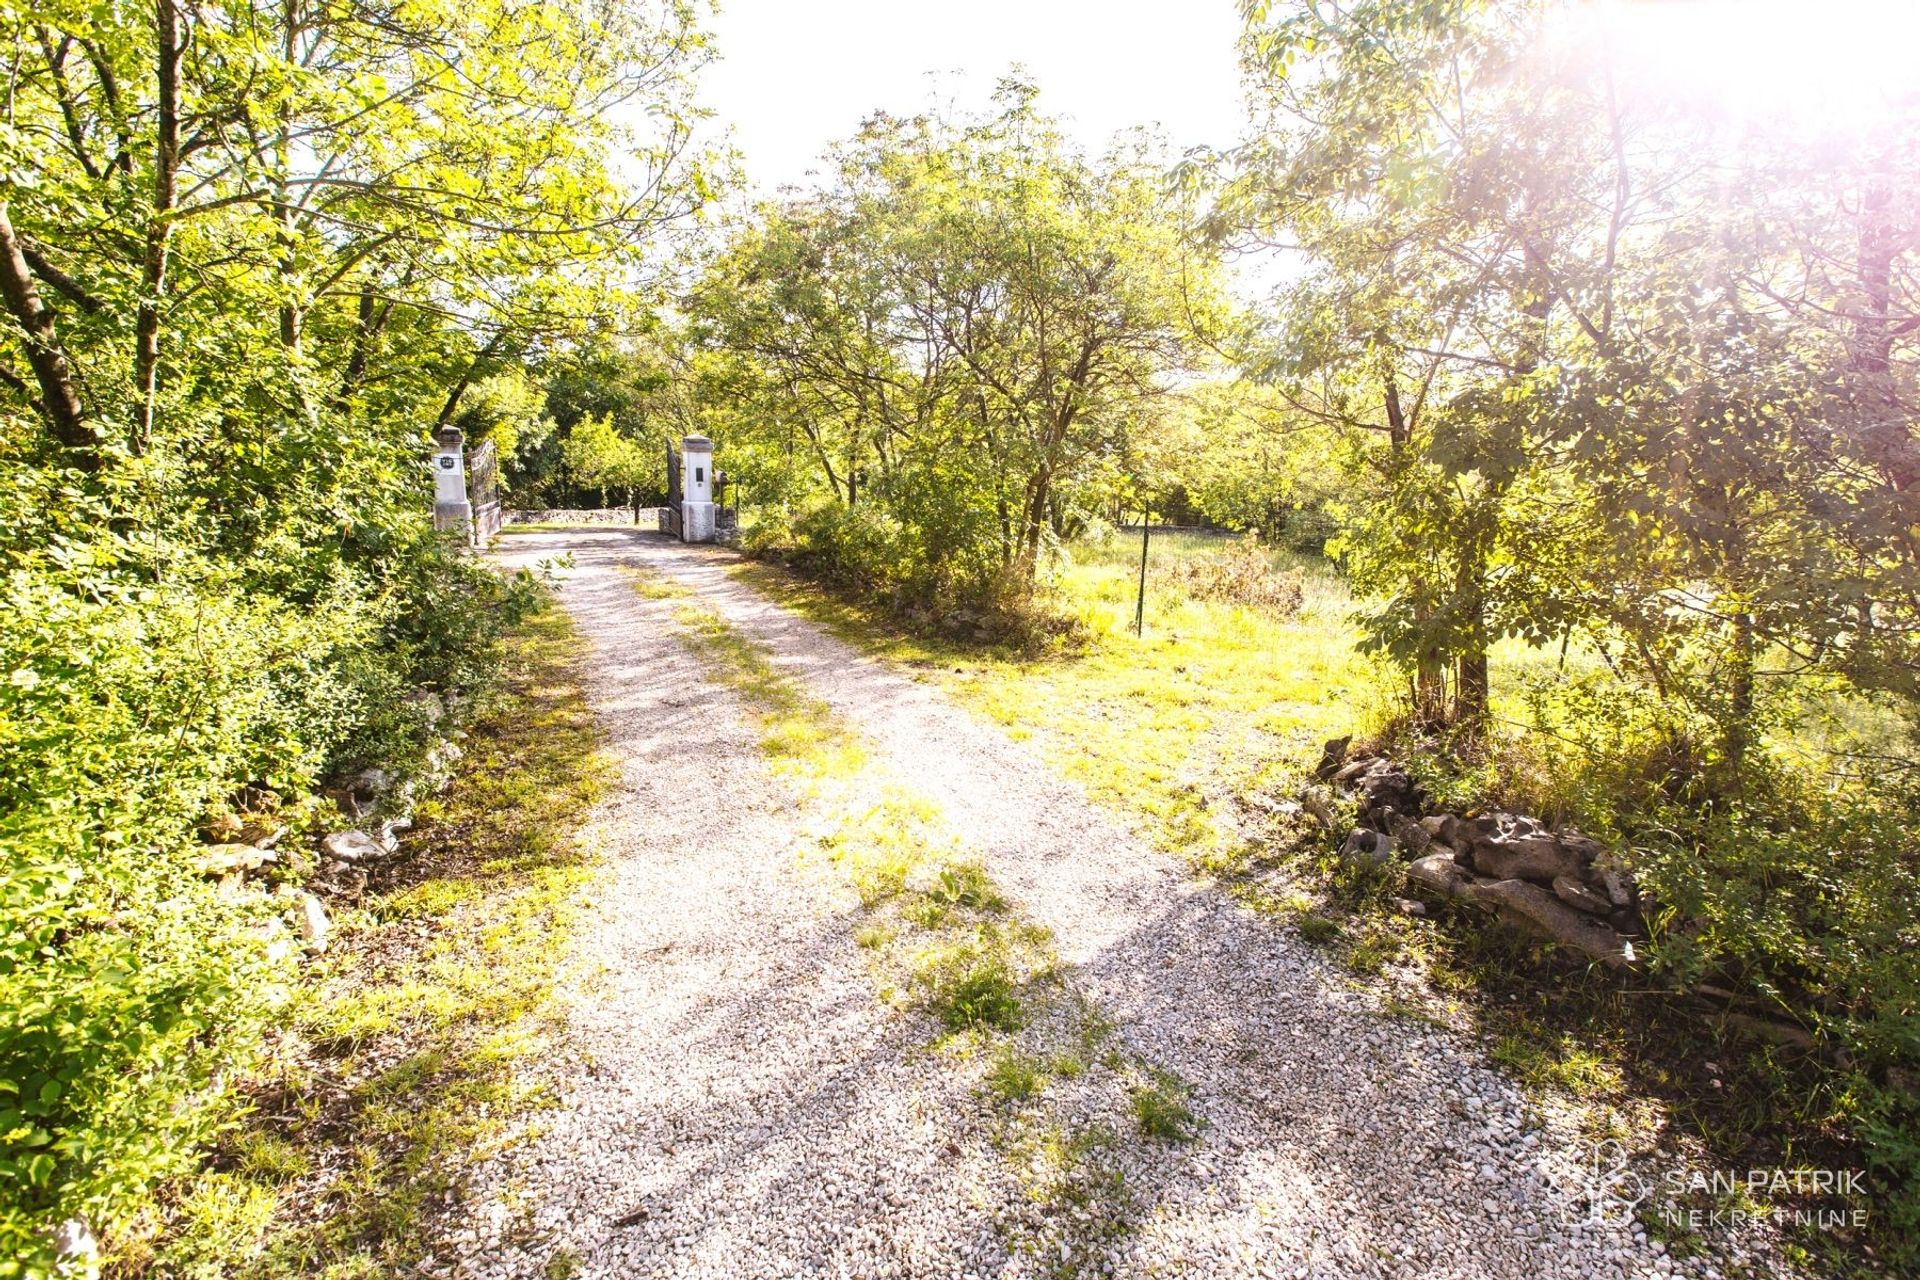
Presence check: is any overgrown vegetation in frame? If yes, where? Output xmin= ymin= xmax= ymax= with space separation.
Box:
xmin=0 ymin=0 xmax=713 ymax=1267
xmin=0 ymin=539 xmax=550 ymax=1272
xmin=141 ymin=603 xmax=609 ymax=1276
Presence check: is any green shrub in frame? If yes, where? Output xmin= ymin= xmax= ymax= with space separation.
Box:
xmin=746 ymin=497 xmax=1031 ymax=625
xmin=0 ymin=535 xmax=536 ymax=1273
xmin=1405 ymin=667 xmax=1920 ymax=1251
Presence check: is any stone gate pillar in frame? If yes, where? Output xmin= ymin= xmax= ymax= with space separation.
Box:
xmin=680 ymin=434 xmax=716 ymax=543
xmin=433 ymin=426 xmax=473 ymax=539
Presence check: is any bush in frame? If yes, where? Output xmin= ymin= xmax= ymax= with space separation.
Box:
xmin=1409 ymin=668 xmax=1920 ymax=1251
xmin=0 ymin=533 xmax=535 ymax=1273
xmin=746 ymin=499 xmax=1039 ymax=635
xmin=1163 ymin=534 xmax=1304 ymax=616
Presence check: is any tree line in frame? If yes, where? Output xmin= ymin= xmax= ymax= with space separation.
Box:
xmin=0 ymin=0 xmax=715 ymax=1267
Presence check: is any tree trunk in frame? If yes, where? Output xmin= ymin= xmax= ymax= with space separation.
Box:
xmin=1017 ymin=465 xmax=1053 ymax=579
xmin=1453 ymin=505 xmax=1496 ymax=727
xmin=275 ymin=0 xmax=303 ymax=355
xmin=1455 ymin=598 xmax=1491 ymax=725
xmin=1724 ymin=608 xmax=1756 ymax=777
xmin=1386 ymin=376 xmax=1448 ymax=724
xmin=134 ymin=0 xmax=182 ymax=452
xmin=0 ymin=202 xmax=93 ymax=465
xmin=436 ymin=333 xmax=504 ymax=430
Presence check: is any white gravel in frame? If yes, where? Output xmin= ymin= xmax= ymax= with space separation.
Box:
xmin=441 ymin=528 xmax=1786 ymax=1280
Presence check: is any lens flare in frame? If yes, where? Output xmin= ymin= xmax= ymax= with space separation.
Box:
xmin=1558 ymin=0 xmax=1920 ymax=129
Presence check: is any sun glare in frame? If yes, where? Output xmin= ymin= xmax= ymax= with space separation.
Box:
xmin=1572 ymin=0 xmax=1920 ymax=129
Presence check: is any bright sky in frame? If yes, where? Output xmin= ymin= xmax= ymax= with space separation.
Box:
xmin=1584 ymin=0 xmax=1920 ymax=128
xmin=699 ymin=0 xmax=1249 ymax=194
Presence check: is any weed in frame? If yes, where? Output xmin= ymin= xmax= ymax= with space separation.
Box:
xmin=1297 ymin=913 xmax=1343 ymax=944
xmin=931 ymin=862 xmax=1007 ymax=913
xmin=853 ymin=921 xmax=896 ymax=950
xmin=1344 ymin=923 xmax=1404 ymax=975
xmin=918 ymin=940 xmax=1025 ymax=1032
xmin=985 ymin=1045 xmax=1049 ymax=1104
xmin=1129 ymin=1069 xmax=1201 ymax=1143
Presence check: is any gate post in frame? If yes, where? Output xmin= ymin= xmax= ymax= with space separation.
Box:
xmin=679 ymin=434 xmax=716 ymax=542
xmin=433 ymin=426 xmax=473 ymax=540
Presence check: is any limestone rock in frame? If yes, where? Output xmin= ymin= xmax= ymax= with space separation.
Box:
xmin=1452 ymin=811 xmax=1547 ymax=849
xmin=402 ymin=689 xmax=447 ymax=725
xmin=1334 ymin=757 xmax=1427 ymax=828
xmin=1552 ymin=875 xmax=1613 ymax=917
xmin=377 ymin=816 xmax=412 ymax=852
xmin=296 ymin=892 xmax=330 ymax=953
xmin=332 ymin=766 xmax=396 ymax=818
xmin=195 ymin=843 xmax=274 ymax=876
xmin=322 ymin=830 xmax=386 ymax=864
xmin=1312 ymin=735 xmax=1352 ymax=781
xmin=1389 ymin=813 xmax=1432 ymax=856
xmin=1300 ymin=786 xmax=1338 ymax=832
xmin=1337 ymin=827 xmax=1396 ymax=870
xmin=1592 ymin=850 xmax=1638 ymax=908
xmin=1468 ymin=878 xmax=1637 ymax=970
xmin=1407 ymin=852 xmax=1473 ymax=902
xmin=1472 ymin=834 xmax=1589 ymax=886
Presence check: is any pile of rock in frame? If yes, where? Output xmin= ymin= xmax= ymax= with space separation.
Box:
xmin=1311 ymin=745 xmax=1644 ymax=970
xmin=188 ymin=696 xmax=466 ymax=957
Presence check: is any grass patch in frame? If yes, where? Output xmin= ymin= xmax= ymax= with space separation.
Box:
xmin=146 ymin=601 xmax=610 ymax=1277
xmin=915 ymin=937 xmax=1027 ymax=1032
xmin=631 ymin=573 xmax=866 ymax=781
xmin=1490 ymin=1028 xmax=1626 ymax=1096
xmin=985 ymin=1045 xmax=1050 ymax=1104
xmin=1128 ymin=1068 xmax=1201 ymax=1144
xmin=1296 ymin=913 xmax=1342 ymax=944
xmin=619 ymin=564 xmax=692 ymax=599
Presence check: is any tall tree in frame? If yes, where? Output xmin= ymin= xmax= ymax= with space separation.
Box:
xmin=694 ymin=83 xmax=1224 ymax=602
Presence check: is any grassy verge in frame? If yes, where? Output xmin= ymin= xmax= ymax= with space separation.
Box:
xmin=138 ymin=603 xmax=610 ymax=1279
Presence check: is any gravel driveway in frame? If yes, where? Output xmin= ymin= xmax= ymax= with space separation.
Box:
xmin=445 ymin=527 xmax=1762 ymax=1280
